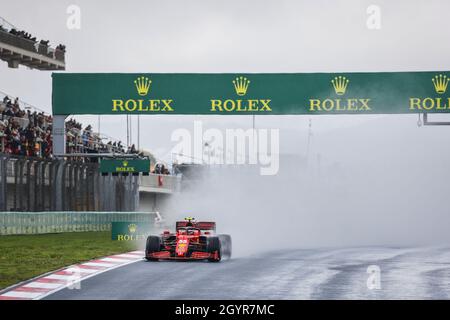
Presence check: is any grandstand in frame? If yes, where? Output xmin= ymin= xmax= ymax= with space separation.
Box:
xmin=0 ymin=89 xmax=179 ymax=212
xmin=0 ymin=14 xmax=180 ymax=214
xmin=0 ymin=16 xmax=65 ymax=70
xmin=0 ymin=91 xmax=139 ymax=161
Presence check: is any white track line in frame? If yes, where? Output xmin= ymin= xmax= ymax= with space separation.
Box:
xmin=1 ymin=291 xmax=42 ymax=299
xmin=82 ymin=262 xmax=116 ymax=268
xmin=23 ymin=282 xmax=62 ymax=289
xmin=115 ymin=254 xmax=143 ymax=259
xmin=65 ymin=267 xmax=99 ymax=274
xmin=44 ymin=274 xmax=73 ymax=281
xmin=36 ymin=258 xmax=142 ymax=300
xmin=129 ymin=251 xmax=145 ymax=255
xmin=100 ymin=257 xmax=132 ymax=263
xmin=0 ymin=251 xmax=144 ymax=301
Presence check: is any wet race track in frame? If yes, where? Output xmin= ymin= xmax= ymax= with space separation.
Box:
xmin=45 ymin=247 xmax=450 ymax=299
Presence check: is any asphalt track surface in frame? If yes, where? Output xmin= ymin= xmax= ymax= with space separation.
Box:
xmin=46 ymin=247 xmax=450 ymax=299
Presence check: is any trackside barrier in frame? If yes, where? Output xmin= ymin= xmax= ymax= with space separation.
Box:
xmin=0 ymin=211 xmax=157 ymax=235
xmin=0 ymin=155 xmax=180 ymax=212
xmin=139 ymin=174 xmax=181 ymax=193
xmin=0 ymin=155 xmax=140 ymax=212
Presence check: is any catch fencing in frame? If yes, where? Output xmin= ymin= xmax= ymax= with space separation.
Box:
xmin=0 ymin=211 xmax=157 ymax=235
xmin=0 ymin=155 xmax=139 ymax=212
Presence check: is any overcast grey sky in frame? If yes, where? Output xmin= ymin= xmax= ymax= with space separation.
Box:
xmin=1 ymin=0 xmax=450 ymax=161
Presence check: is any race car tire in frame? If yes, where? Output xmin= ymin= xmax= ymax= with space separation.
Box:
xmin=145 ymin=236 xmax=161 ymax=261
xmin=218 ymin=234 xmax=232 ymax=259
xmin=206 ymin=236 xmax=221 ymax=262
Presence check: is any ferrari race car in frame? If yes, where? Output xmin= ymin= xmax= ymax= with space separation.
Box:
xmin=145 ymin=218 xmax=232 ymax=262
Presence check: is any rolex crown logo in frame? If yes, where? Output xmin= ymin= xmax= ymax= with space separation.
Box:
xmin=331 ymin=76 xmax=349 ymax=96
xmin=123 ymin=160 xmax=128 ymax=167
xmin=134 ymin=76 xmax=152 ymax=96
xmin=432 ymin=74 xmax=449 ymax=94
xmin=233 ymin=76 xmax=250 ymax=96
xmin=128 ymin=224 xmax=137 ymax=233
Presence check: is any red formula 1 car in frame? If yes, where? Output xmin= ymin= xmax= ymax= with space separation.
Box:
xmin=145 ymin=218 xmax=232 ymax=262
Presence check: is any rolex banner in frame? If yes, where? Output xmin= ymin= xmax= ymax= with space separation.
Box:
xmin=111 ymin=222 xmax=153 ymax=241
xmin=100 ymin=159 xmax=150 ymax=174
xmin=52 ymin=72 xmax=450 ymax=115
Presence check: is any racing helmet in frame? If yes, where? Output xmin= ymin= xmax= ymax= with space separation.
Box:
xmin=184 ymin=216 xmax=195 ymax=227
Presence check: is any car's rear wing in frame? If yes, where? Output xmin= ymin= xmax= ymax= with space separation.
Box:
xmin=176 ymin=221 xmax=216 ymax=232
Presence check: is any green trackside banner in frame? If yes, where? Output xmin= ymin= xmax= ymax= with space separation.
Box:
xmin=52 ymin=72 xmax=450 ymax=115
xmin=111 ymin=222 xmax=152 ymax=241
xmin=100 ymin=159 xmax=150 ymax=174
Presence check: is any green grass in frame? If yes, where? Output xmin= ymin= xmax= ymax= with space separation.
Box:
xmin=0 ymin=232 xmax=138 ymax=290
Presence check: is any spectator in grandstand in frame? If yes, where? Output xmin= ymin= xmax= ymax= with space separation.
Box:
xmin=116 ymin=141 xmax=125 ymax=153
xmin=152 ymin=164 xmax=170 ymax=175
xmin=2 ymin=106 xmax=13 ymax=118
xmin=56 ymin=44 xmax=66 ymax=52
xmin=0 ymin=94 xmax=142 ymax=161
xmin=2 ymin=21 xmax=65 ymax=62
xmin=82 ymin=125 xmax=92 ymax=149
xmin=9 ymin=29 xmax=36 ymax=42
xmin=162 ymin=164 xmax=170 ymax=175
xmin=129 ymin=144 xmax=137 ymax=154
xmin=0 ymin=120 xmax=6 ymax=146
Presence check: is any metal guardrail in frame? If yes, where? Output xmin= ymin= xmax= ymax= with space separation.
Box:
xmin=0 ymin=211 xmax=157 ymax=235
xmin=0 ymin=155 xmax=180 ymax=213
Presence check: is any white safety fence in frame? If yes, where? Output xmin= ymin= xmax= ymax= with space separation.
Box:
xmin=0 ymin=211 xmax=158 ymax=235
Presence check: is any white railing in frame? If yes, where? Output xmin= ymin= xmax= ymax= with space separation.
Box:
xmin=139 ymin=174 xmax=181 ymax=194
